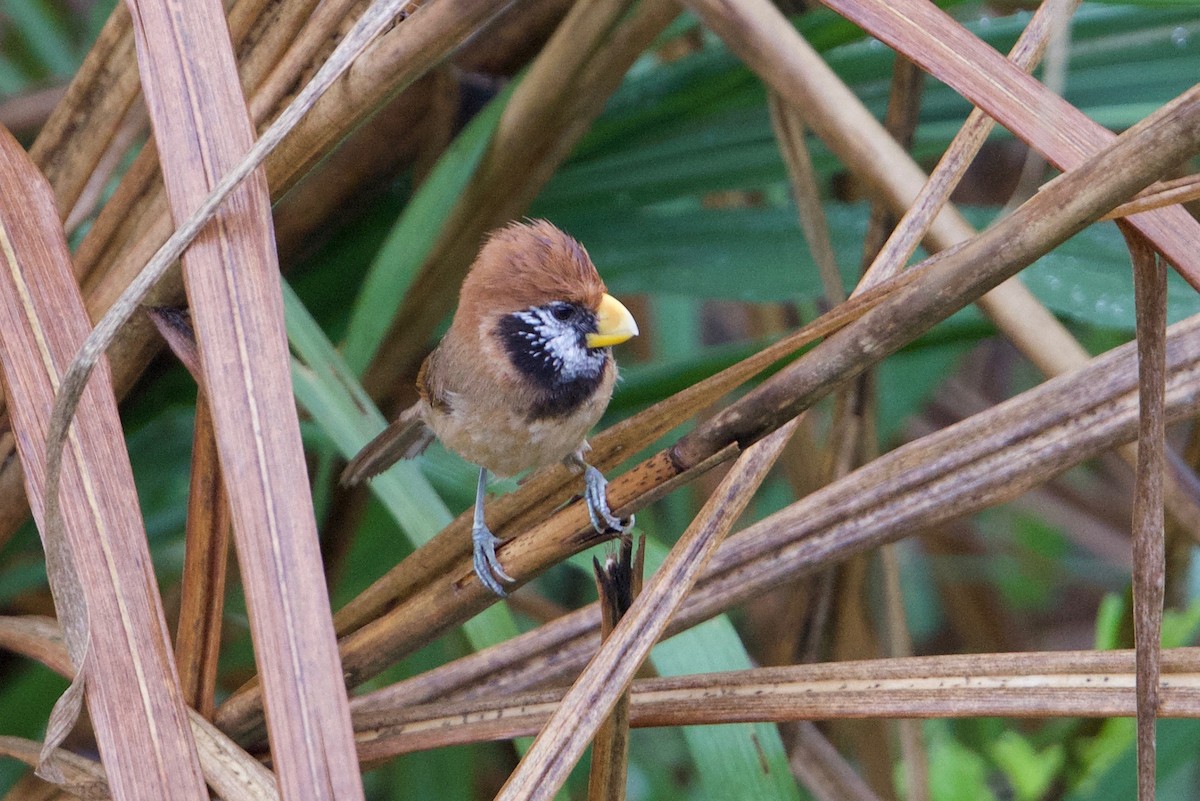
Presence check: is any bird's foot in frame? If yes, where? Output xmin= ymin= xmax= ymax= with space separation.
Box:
xmin=583 ymin=464 xmax=633 ymax=535
xmin=472 ymin=524 xmax=515 ymax=597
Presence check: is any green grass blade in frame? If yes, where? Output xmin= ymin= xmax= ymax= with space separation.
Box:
xmin=340 ymin=81 xmax=517 ymax=374
xmin=284 ymin=282 xmax=519 ymax=648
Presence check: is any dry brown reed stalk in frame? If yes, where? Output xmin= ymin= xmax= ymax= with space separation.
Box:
xmin=1104 ymin=174 xmax=1200 ymax=220
xmin=352 ymin=649 xmax=1200 ymax=759
xmin=148 ymin=307 xmax=231 ymax=721
xmin=856 ymin=0 xmax=1081 ymax=291
xmin=0 ymin=128 xmax=207 ymax=798
xmin=69 ymin=0 xmax=355 ymax=305
xmin=349 ymin=308 xmax=1200 ymax=718
xmin=0 ymin=615 xmax=281 ymax=800
xmin=71 ymin=0 xmax=317 ymax=294
xmin=0 ymin=617 xmax=71 ymax=679
xmin=263 ymin=0 xmax=515 ymax=194
xmin=769 ymin=93 xmax=842 ymax=303
xmin=674 ymin=83 xmax=1200 ymax=464
xmin=845 ymin=44 xmax=926 ymax=801
xmin=26 ymin=3 xmax=139 ymax=218
xmin=813 ymin=0 xmax=1200 ymax=282
xmin=246 ymin=0 xmax=358 ymax=120
xmin=494 ymin=420 xmax=798 ymax=801
xmin=115 ymin=0 xmax=364 ymax=796
xmin=174 ymin=394 xmax=230 ymax=720
xmin=0 ymin=85 xmax=66 ymax=139
xmin=0 ymin=738 xmax=109 ymax=800
xmin=1125 ymin=226 xmax=1168 ymax=801
xmin=686 ymin=0 xmax=1200 ymax=540
xmin=586 ymin=537 xmax=642 ymax=801
xmin=789 ymin=724 xmax=887 ymax=801
xmin=859 ymin=53 xmax=924 ymax=267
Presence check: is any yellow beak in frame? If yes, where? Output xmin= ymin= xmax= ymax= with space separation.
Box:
xmin=586 ymin=293 xmax=639 ymax=349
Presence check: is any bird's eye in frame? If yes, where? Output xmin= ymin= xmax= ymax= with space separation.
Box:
xmin=550 ymin=303 xmax=575 ymax=322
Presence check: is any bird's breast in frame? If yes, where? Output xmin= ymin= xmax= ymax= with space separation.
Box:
xmin=425 ymin=363 xmax=615 ymax=477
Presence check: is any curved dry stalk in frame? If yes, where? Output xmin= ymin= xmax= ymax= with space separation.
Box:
xmin=1104 ymin=174 xmax=1200 ymax=220
xmin=353 ymin=649 xmax=1200 ymax=760
xmin=0 ymin=616 xmax=72 ymax=677
xmin=110 ymin=0 xmax=374 ymax=796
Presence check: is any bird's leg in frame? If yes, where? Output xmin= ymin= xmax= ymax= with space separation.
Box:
xmin=566 ymin=453 xmax=632 ymax=534
xmin=472 ymin=467 xmax=514 ymax=596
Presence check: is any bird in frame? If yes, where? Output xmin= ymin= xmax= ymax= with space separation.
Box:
xmin=341 ymin=219 xmax=639 ymax=596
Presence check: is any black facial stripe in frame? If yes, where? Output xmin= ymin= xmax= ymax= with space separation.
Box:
xmin=498 ymin=314 xmax=558 ymax=384
xmin=497 ymin=305 xmax=607 ymax=419
xmin=529 ymin=363 xmax=608 ymax=420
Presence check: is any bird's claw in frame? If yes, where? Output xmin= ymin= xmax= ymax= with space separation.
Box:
xmin=583 ymin=465 xmax=633 ymax=534
xmin=472 ymin=524 xmax=515 ymax=597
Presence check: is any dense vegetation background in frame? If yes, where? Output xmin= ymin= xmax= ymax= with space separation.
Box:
xmin=1 ymin=0 xmax=1199 ymax=799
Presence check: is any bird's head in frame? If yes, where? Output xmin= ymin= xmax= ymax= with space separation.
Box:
xmin=458 ymin=220 xmax=638 ymax=395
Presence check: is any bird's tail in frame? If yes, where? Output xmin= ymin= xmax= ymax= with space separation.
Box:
xmin=340 ymin=403 xmax=435 ymax=485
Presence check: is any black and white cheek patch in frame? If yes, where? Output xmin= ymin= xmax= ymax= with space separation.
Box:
xmin=499 ymin=305 xmax=607 ymax=386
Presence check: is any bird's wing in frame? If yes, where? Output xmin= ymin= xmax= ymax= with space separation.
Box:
xmin=416 ymin=347 xmax=452 ymax=413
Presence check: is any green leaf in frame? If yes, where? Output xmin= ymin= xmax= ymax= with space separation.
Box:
xmin=0 ymin=662 xmax=70 ymax=793
xmin=284 ymin=282 xmax=519 ymax=650
xmin=341 ymin=80 xmax=516 ymax=374
xmin=4 ymin=0 xmax=79 ymax=78
xmin=925 ymin=720 xmax=999 ymax=801
xmin=536 ymin=5 xmax=1200 ymax=212
xmin=988 ymin=731 xmax=1064 ymax=801
xmin=653 ymin=616 xmax=807 ymax=801
xmin=1066 ymin=719 xmax=1200 ymax=801
xmin=566 ymin=205 xmax=864 ymax=302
